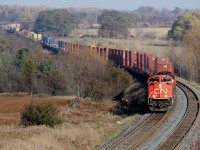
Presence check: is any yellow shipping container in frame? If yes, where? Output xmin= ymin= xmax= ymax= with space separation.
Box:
xmin=31 ymin=32 xmax=42 ymax=40
xmin=15 ymin=27 xmax=20 ymax=32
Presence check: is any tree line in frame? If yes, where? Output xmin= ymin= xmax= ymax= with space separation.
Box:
xmin=0 ymin=32 xmax=132 ymax=99
xmin=0 ymin=5 xmax=197 ymax=30
xmin=169 ymin=11 xmax=200 ymax=83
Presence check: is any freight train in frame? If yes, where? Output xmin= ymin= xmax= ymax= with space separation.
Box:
xmin=57 ymin=40 xmax=176 ymax=111
xmin=8 ymin=28 xmax=176 ymax=111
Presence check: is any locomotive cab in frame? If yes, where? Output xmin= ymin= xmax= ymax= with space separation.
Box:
xmin=148 ymin=75 xmax=174 ymax=111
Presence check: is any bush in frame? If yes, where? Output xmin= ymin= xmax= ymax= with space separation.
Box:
xmin=21 ymin=102 xmax=63 ymax=127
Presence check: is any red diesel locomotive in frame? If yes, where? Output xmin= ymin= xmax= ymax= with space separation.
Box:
xmin=147 ymin=73 xmax=176 ymax=111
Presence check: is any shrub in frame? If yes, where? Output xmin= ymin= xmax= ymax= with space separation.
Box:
xmin=21 ymin=102 xmax=63 ymax=127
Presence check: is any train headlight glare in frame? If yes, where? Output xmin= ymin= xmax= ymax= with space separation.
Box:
xmin=164 ymin=95 xmax=168 ymax=98
xmin=152 ymin=95 xmax=156 ymax=98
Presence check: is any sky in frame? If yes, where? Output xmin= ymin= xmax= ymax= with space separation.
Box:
xmin=1 ymin=0 xmax=200 ymax=10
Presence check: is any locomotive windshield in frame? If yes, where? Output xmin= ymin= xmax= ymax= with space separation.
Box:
xmin=149 ymin=78 xmax=159 ymax=82
xmin=161 ymin=78 xmax=171 ymax=82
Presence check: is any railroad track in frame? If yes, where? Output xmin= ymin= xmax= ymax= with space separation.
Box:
xmin=106 ymin=111 xmax=173 ymax=150
xmin=158 ymin=81 xmax=199 ymax=150
xmin=102 ymin=80 xmax=199 ymax=150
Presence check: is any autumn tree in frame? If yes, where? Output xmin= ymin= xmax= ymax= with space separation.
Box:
xmin=0 ymin=51 xmax=14 ymax=92
xmin=168 ymin=12 xmax=200 ymax=41
xmin=33 ymin=9 xmax=79 ymax=36
xmin=97 ymin=10 xmax=131 ymax=38
xmin=21 ymin=57 xmax=36 ymax=95
xmin=181 ymin=28 xmax=200 ymax=82
xmin=36 ymin=58 xmax=52 ymax=78
xmin=169 ymin=12 xmax=200 ymax=82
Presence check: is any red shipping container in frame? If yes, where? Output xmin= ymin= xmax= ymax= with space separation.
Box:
xmin=147 ymin=56 xmax=156 ymax=74
xmin=155 ymin=57 xmax=169 ymax=64
xmin=137 ymin=52 xmax=145 ymax=71
xmin=79 ymin=44 xmax=83 ymax=50
xmin=116 ymin=49 xmax=120 ymax=65
xmin=125 ymin=50 xmax=130 ymax=67
xmin=76 ymin=44 xmax=79 ymax=50
xmin=110 ymin=48 xmax=116 ymax=62
xmin=121 ymin=50 xmax=126 ymax=66
xmin=118 ymin=49 xmax=124 ymax=66
xmin=129 ymin=51 xmax=137 ymax=68
xmin=104 ymin=48 xmax=109 ymax=60
xmin=108 ymin=48 xmax=113 ymax=61
xmin=113 ymin=49 xmax=118 ymax=64
xmin=95 ymin=47 xmax=99 ymax=57
xmin=119 ymin=49 xmax=125 ymax=66
xmin=115 ymin=49 xmax=118 ymax=64
xmin=92 ymin=46 xmax=96 ymax=52
xmin=81 ymin=44 xmax=86 ymax=50
xmin=99 ymin=47 xmax=103 ymax=56
xmin=69 ymin=43 xmax=73 ymax=52
xmin=145 ymin=53 xmax=156 ymax=74
xmin=155 ymin=63 xmax=174 ymax=74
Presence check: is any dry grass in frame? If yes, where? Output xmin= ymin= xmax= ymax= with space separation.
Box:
xmin=59 ymin=28 xmax=174 ymax=57
xmin=0 ymin=96 xmax=138 ymax=150
xmin=130 ymin=28 xmax=170 ymax=38
xmin=0 ymin=96 xmax=71 ymax=125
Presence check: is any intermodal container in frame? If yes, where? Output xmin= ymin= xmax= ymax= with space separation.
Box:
xmin=114 ymin=49 xmax=117 ymax=64
xmin=117 ymin=49 xmax=123 ymax=66
xmin=147 ymin=55 xmax=156 ymax=74
xmin=145 ymin=53 xmax=156 ymax=73
xmin=48 ymin=38 xmax=55 ymax=46
xmin=155 ymin=57 xmax=169 ymax=64
xmin=125 ymin=50 xmax=130 ymax=67
xmin=155 ymin=63 xmax=174 ymax=74
xmin=129 ymin=50 xmax=137 ymax=68
xmin=137 ymin=52 xmax=145 ymax=71
xmin=104 ymin=48 xmax=109 ymax=60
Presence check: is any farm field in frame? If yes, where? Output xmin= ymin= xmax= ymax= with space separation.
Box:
xmin=0 ymin=96 xmax=138 ymax=150
xmin=58 ymin=28 xmax=174 ymax=57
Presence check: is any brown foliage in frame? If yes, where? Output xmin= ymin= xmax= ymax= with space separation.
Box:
xmin=173 ymin=27 xmax=200 ymax=82
xmin=0 ymin=96 xmax=70 ymax=125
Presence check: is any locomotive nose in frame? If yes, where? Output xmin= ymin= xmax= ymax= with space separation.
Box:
xmin=158 ymin=103 xmax=165 ymax=108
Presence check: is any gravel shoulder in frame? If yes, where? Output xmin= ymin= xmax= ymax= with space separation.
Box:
xmin=177 ymin=79 xmax=200 ymax=150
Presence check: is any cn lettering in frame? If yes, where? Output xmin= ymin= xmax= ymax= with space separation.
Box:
xmin=154 ymin=88 xmax=168 ymax=94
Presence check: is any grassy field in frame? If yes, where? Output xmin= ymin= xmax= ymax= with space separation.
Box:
xmin=0 ymin=96 xmax=138 ymax=150
xmin=57 ymin=28 xmax=174 ymax=57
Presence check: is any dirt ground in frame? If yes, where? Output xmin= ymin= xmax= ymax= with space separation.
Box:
xmin=0 ymin=95 xmax=139 ymax=150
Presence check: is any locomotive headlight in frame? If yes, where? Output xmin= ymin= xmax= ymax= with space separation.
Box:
xmin=164 ymin=95 xmax=168 ymax=98
xmin=152 ymin=95 xmax=156 ymax=98
xmin=159 ymin=84 xmax=162 ymax=88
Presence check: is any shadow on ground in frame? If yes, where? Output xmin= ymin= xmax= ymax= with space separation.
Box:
xmin=112 ymin=81 xmax=150 ymax=115
xmin=111 ymin=67 xmax=153 ymax=115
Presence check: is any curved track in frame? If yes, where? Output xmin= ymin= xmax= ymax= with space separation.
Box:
xmin=158 ymin=81 xmax=199 ymax=149
xmin=104 ymin=80 xmax=199 ymax=150
xmin=106 ymin=113 xmax=166 ymax=150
